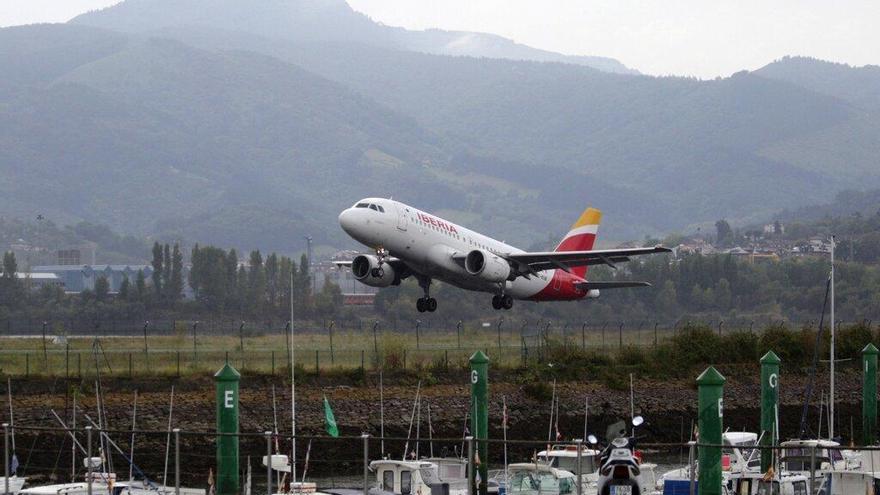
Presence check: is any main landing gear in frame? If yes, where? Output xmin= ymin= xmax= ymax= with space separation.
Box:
xmin=492 ymin=294 xmax=514 ymax=310
xmin=416 ymin=275 xmax=437 ymax=313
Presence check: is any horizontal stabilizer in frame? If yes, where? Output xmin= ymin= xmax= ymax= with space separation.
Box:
xmin=575 ymin=281 xmax=652 ymax=290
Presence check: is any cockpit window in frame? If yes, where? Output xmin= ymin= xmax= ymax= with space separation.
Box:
xmin=355 ymin=203 xmax=369 ymax=208
xmin=377 ymin=205 xmax=385 ymax=213
xmin=369 ymin=204 xmax=379 ymax=211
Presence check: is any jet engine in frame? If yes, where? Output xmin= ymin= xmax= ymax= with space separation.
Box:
xmin=586 ymin=289 xmax=600 ymax=299
xmin=464 ymin=249 xmax=511 ymax=283
xmin=351 ymin=255 xmax=398 ymax=287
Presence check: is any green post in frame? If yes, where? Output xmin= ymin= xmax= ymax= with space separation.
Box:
xmin=863 ymin=344 xmax=878 ymax=445
xmin=215 ymin=363 xmax=240 ymax=495
xmin=469 ymin=351 xmax=489 ymax=495
xmin=697 ymin=366 xmax=725 ymax=495
xmin=760 ymin=351 xmax=780 ymax=472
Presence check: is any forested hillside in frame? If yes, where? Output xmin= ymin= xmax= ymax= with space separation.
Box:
xmin=1 ymin=0 xmax=879 ymax=252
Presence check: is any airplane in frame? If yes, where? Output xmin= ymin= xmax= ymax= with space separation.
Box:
xmin=336 ymin=198 xmax=671 ymax=312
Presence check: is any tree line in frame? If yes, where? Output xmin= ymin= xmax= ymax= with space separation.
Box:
xmin=0 ymin=243 xmax=343 ymax=321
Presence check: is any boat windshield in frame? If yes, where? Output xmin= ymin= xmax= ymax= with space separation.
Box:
xmin=548 ymin=455 xmax=598 ymax=474
xmin=507 ymin=472 xmax=574 ymax=495
xmin=755 ymin=481 xmax=780 ymax=495
xmin=419 ymin=467 xmax=440 ymax=485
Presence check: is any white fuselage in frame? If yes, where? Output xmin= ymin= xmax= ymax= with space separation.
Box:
xmin=338 ymin=198 xmax=557 ymax=299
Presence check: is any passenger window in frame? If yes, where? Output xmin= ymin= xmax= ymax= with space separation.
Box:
xmin=382 ymin=471 xmax=394 ymax=491
xmin=401 ymin=471 xmax=412 ymax=495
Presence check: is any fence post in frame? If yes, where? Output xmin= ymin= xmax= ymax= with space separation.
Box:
xmin=457 ymin=321 xmax=462 ymax=349
xmin=174 ymin=428 xmax=180 ymax=495
xmin=315 ymin=350 xmax=319 ymax=374
xmin=86 ymin=426 xmax=93 ymax=495
xmin=654 ymin=322 xmax=659 ymax=348
xmin=129 ymin=353 xmax=133 ymax=378
xmin=403 ymin=349 xmax=407 ymax=370
xmin=581 ymin=323 xmax=586 ymax=350
xmin=78 ymin=352 xmax=81 ymax=377
xmin=361 ymin=350 xmax=365 ymax=370
xmin=193 ymin=321 xmax=199 ymax=367
xmin=445 ymin=350 xmax=449 ymax=370
xmin=42 ymin=321 xmax=49 ymax=372
xmin=66 ymin=343 xmax=70 ymax=379
xmin=265 ymin=431 xmax=273 ymax=495
xmin=362 ymin=434 xmax=370 ymax=495
xmin=25 ymin=353 xmax=29 ymax=377
xmin=329 ymin=320 xmax=335 ymax=365
xmin=618 ymin=322 xmax=623 ymax=350
xmin=271 ymin=351 xmax=275 ymax=376
xmin=416 ymin=320 xmax=421 ymax=350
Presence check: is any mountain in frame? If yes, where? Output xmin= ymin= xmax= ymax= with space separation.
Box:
xmin=754 ymin=56 xmax=880 ymax=110
xmin=70 ymin=0 xmax=637 ymax=74
xmin=3 ymin=2 xmax=880 ymax=253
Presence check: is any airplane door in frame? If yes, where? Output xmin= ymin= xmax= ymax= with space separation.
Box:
xmin=397 ymin=205 xmax=408 ymax=231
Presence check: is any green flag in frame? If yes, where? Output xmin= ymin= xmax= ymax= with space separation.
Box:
xmin=323 ymin=395 xmax=339 ymax=437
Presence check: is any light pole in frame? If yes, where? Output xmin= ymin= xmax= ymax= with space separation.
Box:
xmin=304 ymin=235 xmax=314 ymax=294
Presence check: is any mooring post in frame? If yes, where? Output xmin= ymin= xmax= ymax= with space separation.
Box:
xmin=470 ymin=351 xmax=489 ymax=495
xmin=760 ymin=351 xmax=780 ymax=472
xmin=214 ymin=363 xmax=240 ymax=495
xmin=173 ymin=428 xmax=180 ymax=495
xmin=86 ymin=426 xmax=93 ymax=495
xmin=466 ymin=436 xmax=475 ymax=495
xmin=696 ymin=367 xmax=725 ymax=495
xmin=265 ymin=431 xmax=273 ymax=495
xmin=863 ymin=344 xmax=878 ymax=445
xmin=362 ymin=434 xmax=370 ymax=495
xmin=575 ymin=438 xmax=583 ymax=495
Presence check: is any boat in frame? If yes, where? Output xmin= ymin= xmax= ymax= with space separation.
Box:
xmin=503 ymin=462 xmax=578 ymax=495
xmin=815 ymin=469 xmax=880 ymax=494
xmin=367 ymin=459 xmax=469 ymax=495
xmin=656 ymin=432 xmax=761 ymax=493
xmin=726 ymin=471 xmax=810 ymax=495
xmin=1 ymin=476 xmax=25 ymax=495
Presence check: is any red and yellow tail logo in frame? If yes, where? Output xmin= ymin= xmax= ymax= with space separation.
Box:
xmin=554 ymin=207 xmax=601 ymax=279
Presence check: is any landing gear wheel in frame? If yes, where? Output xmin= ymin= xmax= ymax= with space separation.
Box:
xmin=416 ymin=298 xmax=426 ymax=313
xmin=492 ymin=295 xmax=502 ymax=310
xmin=425 ymin=297 xmax=438 ymax=312
xmin=501 ymin=295 xmax=514 ymax=310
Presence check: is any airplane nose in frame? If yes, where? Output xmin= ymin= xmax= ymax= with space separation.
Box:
xmin=338 ymin=208 xmax=354 ymax=234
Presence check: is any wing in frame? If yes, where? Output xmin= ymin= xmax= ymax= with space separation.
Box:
xmin=505 ymin=246 xmax=671 ymax=274
xmin=574 ymin=281 xmax=652 ymax=290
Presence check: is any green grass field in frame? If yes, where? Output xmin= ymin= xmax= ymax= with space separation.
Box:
xmin=0 ymin=324 xmax=668 ymax=377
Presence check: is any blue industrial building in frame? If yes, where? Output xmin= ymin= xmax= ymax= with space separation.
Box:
xmin=30 ymin=265 xmax=153 ymax=293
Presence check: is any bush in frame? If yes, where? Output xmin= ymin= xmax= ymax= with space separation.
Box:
xmin=719 ymin=331 xmax=759 ymax=363
xmin=759 ymin=324 xmax=806 ymax=365
xmin=838 ymin=322 xmax=875 ymax=359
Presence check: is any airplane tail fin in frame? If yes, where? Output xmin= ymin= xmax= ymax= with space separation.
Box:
xmin=554 ymin=207 xmax=601 ymax=279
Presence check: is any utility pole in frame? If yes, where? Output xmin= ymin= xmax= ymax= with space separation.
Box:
xmin=830 ymin=235 xmax=835 ymax=440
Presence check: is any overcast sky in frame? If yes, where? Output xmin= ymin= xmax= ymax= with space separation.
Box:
xmin=2 ymin=0 xmax=877 ymax=78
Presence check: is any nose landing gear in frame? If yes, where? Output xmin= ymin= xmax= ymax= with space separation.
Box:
xmin=492 ymin=294 xmax=513 ymax=310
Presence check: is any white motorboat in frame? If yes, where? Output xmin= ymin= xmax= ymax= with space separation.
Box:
xmin=367 ymin=459 xmax=469 ymax=495
xmin=504 ymin=463 xmax=578 ymax=495
xmin=656 ymin=432 xmax=761 ymax=493
xmin=1 ymin=476 xmax=25 ymax=495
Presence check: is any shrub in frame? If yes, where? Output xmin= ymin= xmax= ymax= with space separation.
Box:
xmin=759 ymin=324 xmax=806 ymax=365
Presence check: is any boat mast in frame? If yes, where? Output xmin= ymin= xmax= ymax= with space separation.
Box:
xmin=6 ymin=378 xmax=14 ymax=453
xmin=290 ymin=268 xmax=297 ymax=492
xmin=829 ymin=235 xmax=835 ymax=440
xmin=162 ymin=386 xmax=175 ymax=489
xmin=129 ymin=390 xmax=138 ymax=482
xmin=380 ymin=370 xmax=385 ymax=457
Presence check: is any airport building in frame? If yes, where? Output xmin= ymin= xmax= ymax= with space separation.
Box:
xmin=30 ymin=264 xmax=153 ymax=293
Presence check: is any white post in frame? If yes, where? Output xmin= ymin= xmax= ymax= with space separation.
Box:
xmin=290 ymin=269 xmax=297 ymax=492
xmin=830 ymin=235 xmax=835 ymax=440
